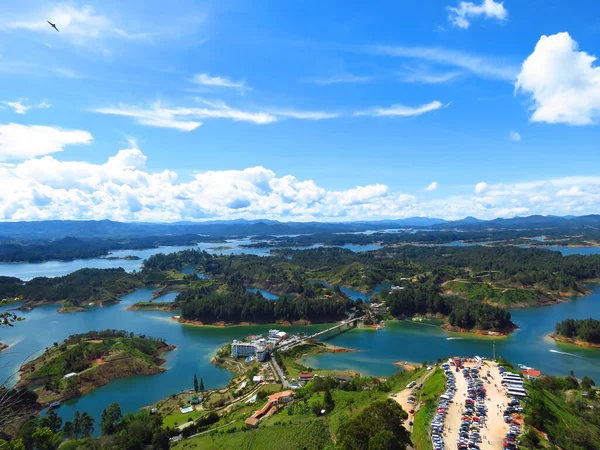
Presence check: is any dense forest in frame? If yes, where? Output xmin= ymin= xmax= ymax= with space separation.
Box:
xmin=554 ymin=318 xmax=600 ymax=344
xmin=378 ymin=283 xmax=513 ymax=331
xmin=179 ymin=283 xmax=352 ymax=324
xmin=0 ymin=269 xmax=143 ymax=307
xmin=0 ymin=235 xmax=204 ymax=262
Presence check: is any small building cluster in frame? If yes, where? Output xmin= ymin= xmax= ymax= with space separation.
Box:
xmin=245 ymin=390 xmax=294 ymax=428
xmin=230 ymin=329 xmax=291 ymax=362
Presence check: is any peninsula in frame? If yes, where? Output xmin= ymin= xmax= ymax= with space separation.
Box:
xmin=550 ymin=318 xmax=600 ymax=348
xmin=16 ymin=330 xmax=174 ymax=406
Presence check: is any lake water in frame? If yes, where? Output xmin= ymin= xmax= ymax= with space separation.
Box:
xmin=301 ymin=286 xmax=600 ymax=380
xmin=1 ymin=245 xmax=600 ymax=429
xmin=2 ymin=283 xmax=600 ymax=429
xmin=245 ymin=287 xmax=279 ymax=300
xmin=0 ymin=240 xmax=380 ymax=281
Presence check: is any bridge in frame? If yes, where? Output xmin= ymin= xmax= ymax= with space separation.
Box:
xmin=275 ymin=315 xmax=365 ymax=352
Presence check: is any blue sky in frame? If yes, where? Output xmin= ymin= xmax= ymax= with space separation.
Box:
xmin=1 ymin=0 xmax=600 ymax=221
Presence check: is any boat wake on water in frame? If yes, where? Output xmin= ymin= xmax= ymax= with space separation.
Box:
xmin=446 ymin=337 xmax=464 ymax=340
xmin=549 ymin=349 xmax=581 ymax=358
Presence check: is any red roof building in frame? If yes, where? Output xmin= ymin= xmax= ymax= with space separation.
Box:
xmin=298 ymin=373 xmax=314 ymax=381
xmin=521 ymin=369 xmax=541 ymax=380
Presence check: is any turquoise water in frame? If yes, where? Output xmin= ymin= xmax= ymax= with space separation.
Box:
xmin=1 ymin=284 xmax=600 ymax=429
xmin=312 ymin=280 xmax=391 ymax=301
xmin=301 ymin=286 xmax=600 ymax=380
xmin=1 ymin=244 xmax=599 ymax=429
xmin=245 ymin=287 xmax=279 ymax=300
xmin=0 ymin=289 xmax=330 ymax=429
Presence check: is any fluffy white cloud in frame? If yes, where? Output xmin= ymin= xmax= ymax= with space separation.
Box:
xmin=356 ymin=101 xmax=444 ymax=117
xmin=1 ymin=143 xmax=598 ymax=221
xmin=191 ymin=73 xmax=247 ymax=89
xmin=1 ymin=99 xmax=51 ymax=115
xmin=447 ymin=0 xmax=508 ymax=29
xmin=516 ymin=32 xmax=600 ymax=125
xmin=475 ymin=181 xmax=488 ymax=194
xmin=0 ymin=123 xmax=92 ymax=161
xmin=425 ymin=182 xmax=438 ymax=192
xmin=5 ymin=4 xmax=145 ymax=44
xmin=509 ymin=131 xmax=521 ymax=141
xmin=308 ymin=73 xmax=372 ymax=85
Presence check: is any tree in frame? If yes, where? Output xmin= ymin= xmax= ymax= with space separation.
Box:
xmin=73 ymin=411 xmax=82 ymax=439
xmin=200 ymin=377 xmax=205 ymax=392
xmin=31 ymin=426 xmax=62 ymax=450
xmin=337 ymin=400 xmax=411 ymax=450
xmin=62 ymin=421 xmax=74 ymax=439
xmin=324 ymin=388 xmax=335 ymax=412
xmin=368 ymin=430 xmax=401 ymax=450
xmin=194 ymin=374 xmax=199 ymax=393
xmin=581 ymin=376 xmax=596 ymax=391
xmin=78 ymin=412 xmax=95 ymax=438
xmin=0 ymin=439 xmax=26 ymax=450
xmin=41 ymin=409 xmax=62 ymax=433
xmin=100 ymin=402 xmax=122 ymax=435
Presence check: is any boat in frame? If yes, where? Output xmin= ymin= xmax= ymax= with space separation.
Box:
xmin=49 ymin=401 xmax=61 ymax=408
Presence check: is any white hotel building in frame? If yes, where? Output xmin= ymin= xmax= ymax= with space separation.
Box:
xmin=231 ymin=340 xmax=267 ymax=361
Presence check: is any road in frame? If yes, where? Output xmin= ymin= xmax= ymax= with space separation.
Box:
xmin=270 ymin=354 xmax=290 ymax=388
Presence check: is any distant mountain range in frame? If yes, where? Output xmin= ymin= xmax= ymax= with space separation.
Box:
xmin=0 ymin=215 xmax=598 ymax=239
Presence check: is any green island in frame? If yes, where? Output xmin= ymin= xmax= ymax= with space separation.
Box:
xmin=16 ymin=330 xmax=174 ymax=406
xmin=550 ymin=318 xmax=600 ymax=348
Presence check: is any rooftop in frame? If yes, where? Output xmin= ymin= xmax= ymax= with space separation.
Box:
xmin=268 ymin=390 xmax=294 ymax=402
xmin=521 ymin=369 xmax=541 ymax=377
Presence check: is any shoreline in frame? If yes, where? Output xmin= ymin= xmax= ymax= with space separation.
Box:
xmin=173 ymin=317 xmax=328 ymax=328
xmin=548 ymin=333 xmax=600 ymax=349
xmin=19 ymin=343 xmax=176 ymax=407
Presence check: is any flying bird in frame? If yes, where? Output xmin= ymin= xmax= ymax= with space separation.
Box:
xmin=47 ymin=21 xmax=59 ymax=32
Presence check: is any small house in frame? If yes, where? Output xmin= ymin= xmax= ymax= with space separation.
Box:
xmin=521 ymin=369 xmax=541 ymax=380
xmin=267 ymin=390 xmax=294 ymax=404
xmin=298 ymin=372 xmax=313 ymax=382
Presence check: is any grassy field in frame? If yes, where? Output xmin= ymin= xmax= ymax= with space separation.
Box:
xmin=173 ymin=419 xmax=331 ymax=450
xmin=412 ymin=368 xmax=445 ymax=450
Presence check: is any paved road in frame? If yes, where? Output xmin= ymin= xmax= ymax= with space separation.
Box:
xmin=270 ymin=354 xmax=290 ymax=388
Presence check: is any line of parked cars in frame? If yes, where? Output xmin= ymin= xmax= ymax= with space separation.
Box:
xmin=502 ymin=398 xmax=522 ymax=449
xmin=456 ymin=366 xmax=487 ymax=450
xmin=431 ymin=364 xmax=457 ymax=450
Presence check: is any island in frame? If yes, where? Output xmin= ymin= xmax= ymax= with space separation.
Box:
xmin=550 ymin=318 xmax=600 ymax=348
xmin=101 ymin=255 xmax=142 ymax=261
xmin=16 ymin=330 xmax=175 ymax=406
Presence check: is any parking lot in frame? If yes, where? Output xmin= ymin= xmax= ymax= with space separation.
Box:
xmin=439 ymin=359 xmax=512 ymax=450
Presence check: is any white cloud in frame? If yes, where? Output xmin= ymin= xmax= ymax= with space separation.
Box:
xmin=370 ymin=44 xmax=517 ymax=81
xmin=94 ymin=98 xmax=443 ymax=130
xmin=268 ymin=110 xmax=339 ymax=120
xmin=308 ymin=73 xmax=372 ymax=85
xmin=475 ymin=181 xmax=488 ymax=193
xmin=191 ymin=73 xmax=247 ymax=90
xmin=447 ymin=0 xmax=508 ymax=29
xmin=516 ymin=32 xmax=600 ymax=125
xmin=0 ymin=144 xmax=599 ymax=221
xmin=1 ymin=99 xmax=51 ymax=115
xmin=509 ymin=131 xmax=521 ymax=141
xmin=5 ymin=4 xmax=146 ymax=45
xmin=93 ymin=101 xmax=277 ymax=131
xmin=425 ymin=182 xmax=438 ymax=192
xmin=0 ymin=123 xmax=92 ymax=161
xmin=398 ymin=67 xmax=462 ymax=84
xmin=356 ymin=101 xmax=445 ymax=117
